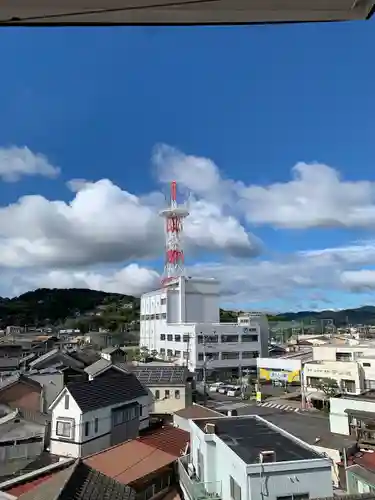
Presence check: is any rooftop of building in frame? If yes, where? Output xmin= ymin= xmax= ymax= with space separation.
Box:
xmin=84 ymin=425 xmax=189 ymax=485
xmin=64 ymin=368 xmax=148 ymax=413
xmin=194 ymin=415 xmax=322 ymax=464
xmin=127 ymin=365 xmax=188 ymax=386
xmin=7 ymin=459 xmax=136 ymax=500
xmin=233 ymin=406 xmax=356 ymax=450
xmin=174 ymin=404 xmax=222 ymax=420
xmin=0 ymin=414 xmax=45 ymax=442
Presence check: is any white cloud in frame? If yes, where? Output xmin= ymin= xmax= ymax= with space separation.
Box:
xmin=239 ymin=163 xmax=375 ymax=229
xmin=0 ymin=146 xmax=60 ymax=182
xmin=1 ymin=142 xmax=375 ymax=306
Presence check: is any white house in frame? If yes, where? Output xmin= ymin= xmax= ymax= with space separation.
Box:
xmin=49 ymin=368 xmax=151 ymax=458
xmin=179 ymin=415 xmax=333 ymax=500
xmin=140 ymin=276 xmax=269 ymax=378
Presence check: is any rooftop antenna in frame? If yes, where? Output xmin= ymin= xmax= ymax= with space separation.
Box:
xmin=159 ymin=181 xmax=189 ymax=287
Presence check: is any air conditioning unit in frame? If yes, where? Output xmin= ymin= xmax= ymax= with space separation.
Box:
xmin=259 ymin=450 xmax=276 ymax=463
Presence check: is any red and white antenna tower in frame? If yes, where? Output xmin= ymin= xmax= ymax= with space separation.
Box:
xmin=159 ymin=180 xmax=189 ymax=286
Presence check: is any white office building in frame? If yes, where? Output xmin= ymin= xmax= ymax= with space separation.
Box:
xmin=140 ymin=276 xmax=269 ymax=378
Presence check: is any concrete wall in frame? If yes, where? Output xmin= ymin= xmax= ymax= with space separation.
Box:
xmin=330 ymin=397 xmax=375 ymax=436
xmin=151 ymin=384 xmax=190 ymax=414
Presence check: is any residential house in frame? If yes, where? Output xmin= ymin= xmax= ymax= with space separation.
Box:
xmin=49 ymin=368 xmax=151 ymax=458
xmin=173 ymin=404 xmax=223 ymax=433
xmin=28 ymin=349 xmax=86 ymax=383
xmin=84 ymin=424 xmax=189 ymax=500
xmin=0 ymin=407 xmax=46 ymax=479
xmin=85 ymin=360 xmax=192 ymax=415
xmin=129 ymin=365 xmax=192 ymax=415
xmin=28 ymin=370 xmax=65 ymax=413
xmin=101 ymin=346 xmax=127 ymax=362
xmin=68 ymin=348 xmax=101 ymax=367
xmin=0 ymin=375 xmax=43 ymax=414
xmin=179 ymin=415 xmax=333 ymax=500
xmin=0 ymin=457 xmax=136 ymax=500
xmin=0 ymin=358 xmax=20 ymax=377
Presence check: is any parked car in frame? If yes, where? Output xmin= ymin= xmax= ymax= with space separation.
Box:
xmin=227 ymin=385 xmax=242 ymax=397
xmin=209 ymin=382 xmax=224 ymax=393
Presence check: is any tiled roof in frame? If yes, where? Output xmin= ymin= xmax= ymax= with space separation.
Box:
xmin=84 ymin=358 xmax=111 ymax=377
xmin=29 ymin=350 xmax=84 ymax=370
xmin=85 ymin=425 xmax=189 ymax=485
xmin=138 ymin=425 xmax=189 ymax=456
xmin=16 ymin=460 xmax=136 ymax=500
xmin=127 ymin=365 xmax=188 ymax=386
xmin=174 ymin=404 xmax=222 ymax=419
xmin=67 ymin=370 xmax=148 ymax=413
xmin=0 ymin=374 xmax=41 ymax=393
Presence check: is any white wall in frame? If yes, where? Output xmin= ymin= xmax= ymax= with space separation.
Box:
xmin=149 ymin=385 xmax=189 ymax=414
xmin=330 ymin=397 xmax=375 ymax=436
xmin=303 ymin=360 xmax=363 ymax=395
xmin=50 ymin=388 xmax=81 ymax=458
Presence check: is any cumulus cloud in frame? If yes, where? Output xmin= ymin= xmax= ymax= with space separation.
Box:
xmin=0 ymin=146 xmax=60 ymax=182
xmin=239 ymin=163 xmax=375 ymax=229
xmin=1 ymin=142 xmax=375 ymax=305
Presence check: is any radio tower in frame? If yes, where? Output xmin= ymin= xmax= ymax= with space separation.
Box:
xmin=159 ymin=181 xmax=189 ymax=286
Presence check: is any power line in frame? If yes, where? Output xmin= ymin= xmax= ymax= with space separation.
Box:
xmin=0 ymin=0 xmax=221 ymax=24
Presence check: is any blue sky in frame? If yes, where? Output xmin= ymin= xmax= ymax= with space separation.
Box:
xmin=0 ymin=22 xmax=374 ymax=311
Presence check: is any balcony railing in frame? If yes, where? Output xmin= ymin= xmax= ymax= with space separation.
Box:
xmin=178 ymin=455 xmax=222 ymax=500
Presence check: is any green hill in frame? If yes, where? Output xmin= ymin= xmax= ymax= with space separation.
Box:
xmin=0 ymin=288 xmax=140 ymax=331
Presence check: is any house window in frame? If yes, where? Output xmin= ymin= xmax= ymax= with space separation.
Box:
xmin=56 ymin=420 xmax=72 ymax=438
xmin=113 ymin=405 xmax=139 ymax=426
xmin=160 ymin=334 xmax=166 ymax=341
xmin=165 ymin=390 xmax=170 ymax=399
xmin=85 ymin=422 xmax=90 ymax=436
xmin=277 ymin=495 xmax=309 ymax=500
xmin=230 ymin=476 xmax=241 ymax=500
xmin=94 ymin=418 xmax=99 ymax=433
xmin=175 ymin=390 xmax=180 ymax=399
xmin=64 ymin=395 xmax=69 ymax=410
xmin=155 ymin=390 xmax=160 ymax=400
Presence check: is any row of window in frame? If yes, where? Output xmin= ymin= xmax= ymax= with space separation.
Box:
xmin=56 ymin=418 xmax=100 ymax=439
xmin=141 ymin=313 xmax=167 ymax=320
xmin=159 ymin=333 xmax=258 ymax=343
xmin=154 ymin=389 xmax=180 ymax=400
xmin=159 ymin=348 xmax=258 ymax=360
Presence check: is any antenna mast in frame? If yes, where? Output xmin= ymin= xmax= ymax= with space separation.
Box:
xmin=159 ymin=181 xmax=189 ymax=286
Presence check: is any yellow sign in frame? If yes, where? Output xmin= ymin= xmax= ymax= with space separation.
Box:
xmin=259 ymin=368 xmax=300 ymax=383
xmin=256 ymin=391 xmax=262 ymax=402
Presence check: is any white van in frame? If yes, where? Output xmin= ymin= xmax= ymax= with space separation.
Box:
xmin=209 ymin=382 xmax=224 ymax=393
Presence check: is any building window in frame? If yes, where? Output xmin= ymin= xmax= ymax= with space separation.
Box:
xmin=198 ymin=353 xmax=204 ymax=361
xmin=155 ymin=389 xmax=160 ymax=400
xmin=277 ymin=495 xmax=309 ymax=500
xmin=139 ymin=404 xmax=143 ymax=416
xmin=342 ymin=379 xmax=356 ymax=393
xmin=183 ymin=335 xmax=189 ymax=342
xmin=363 ymin=362 xmax=371 ymax=367
xmin=167 ymin=349 xmax=173 ymax=357
xmin=242 ymin=351 xmax=259 ymax=359
xmin=56 ymin=420 xmax=72 ymax=439
xmin=160 ymin=348 xmax=165 ymax=356
xmin=174 ymin=350 xmax=181 ymax=357
xmin=241 ymin=335 xmax=258 ymax=343
xmin=175 ymin=335 xmax=181 ymax=342
xmin=85 ymin=422 xmax=90 ymax=436
xmin=230 ymin=476 xmax=241 ymax=500
xmin=165 ymin=390 xmax=170 ymax=399
xmin=206 ymin=352 xmax=219 ymax=360
xmin=167 ymin=334 xmax=173 ymax=341
xmin=64 ymin=395 xmax=69 ymax=410
xmin=94 ymin=418 xmax=99 ymax=433
xmin=221 ymin=335 xmax=239 ymax=343
xmin=113 ymin=405 xmax=138 ymax=426
xmin=175 ymin=390 xmax=180 ymax=399
xmin=161 ymin=313 xmax=167 ymax=319
xmin=222 ymin=352 xmax=240 ymax=360
xmin=160 ymin=334 xmax=166 ymax=341
xmin=183 ymin=351 xmax=189 ymax=359
xmin=161 ymin=298 xmax=166 ymax=305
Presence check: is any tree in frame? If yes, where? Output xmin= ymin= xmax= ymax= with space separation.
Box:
xmin=315 ymin=377 xmax=340 ymax=407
